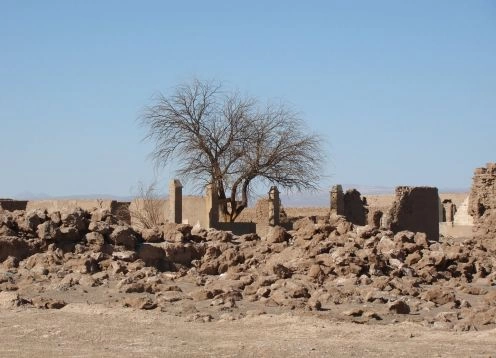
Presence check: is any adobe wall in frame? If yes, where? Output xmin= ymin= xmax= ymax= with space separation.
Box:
xmin=130 ymin=196 xmax=207 ymax=228
xmin=388 ymin=186 xmax=440 ymax=241
xmin=26 ymin=199 xmax=115 ymax=213
xmin=343 ymin=189 xmax=368 ymax=226
xmin=0 ymin=199 xmax=28 ymax=212
xmin=469 ymin=163 xmax=496 ymax=240
xmin=26 ymin=199 xmax=131 ymax=223
xmin=180 ymin=196 xmax=207 ymax=227
xmin=453 ymin=196 xmax=474 ymax=226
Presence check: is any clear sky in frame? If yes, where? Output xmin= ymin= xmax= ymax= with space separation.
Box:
xmin=1 ymin=0 xmax=495 ymax=198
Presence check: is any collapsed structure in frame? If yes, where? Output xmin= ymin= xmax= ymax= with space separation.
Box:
xmin=3 ymin=163 xmax=494 ymax=243
xmin=469 ymin=163 xmax=496 ymax=240
xmin=0 ymin=163 xmax=495 ymax=331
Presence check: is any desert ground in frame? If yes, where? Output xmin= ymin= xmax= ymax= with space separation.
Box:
xmin=1 ymin=304 xmax=496 ymax=357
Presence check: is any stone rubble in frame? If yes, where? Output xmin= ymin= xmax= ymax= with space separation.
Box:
xmin=0 ymin=204 xmax=495 ymax=331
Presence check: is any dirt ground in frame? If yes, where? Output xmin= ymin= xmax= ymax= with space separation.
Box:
xmin=1 ymin=304 xmax=495 ymax=358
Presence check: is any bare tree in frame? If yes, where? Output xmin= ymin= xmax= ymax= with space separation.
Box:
xmin=141 ymin=79 xmax=324 ymax=222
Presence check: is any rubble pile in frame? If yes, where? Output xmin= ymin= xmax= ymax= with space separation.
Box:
xmin=0 ymin=206 xmax=495 ymax=331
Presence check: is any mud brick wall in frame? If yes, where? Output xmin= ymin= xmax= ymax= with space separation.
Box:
xmin=0 ymin=200 xmax=28 ymax=211
xmin=388 ymin=186 xmax=440 ymax=241
xmin=469 ymin=163 xmax=496 ymax=240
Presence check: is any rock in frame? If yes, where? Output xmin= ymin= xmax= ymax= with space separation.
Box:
xmin=141 ymin=228 xmax=163 ymax=242
xmin=112 ymin=250 xmax=138 ymax=262
xmin=90 ymin=209 xmax=111 ymax=222
xmin=123 ymin=296 xmax=157 ymax=310
xmin=239 ymin=233 xmax=260 ymax=241
xmin=343 ymin=308 xmax=364 ymax=317
xmin=137 ymin=243 xmax=165 ymax=266
xmin=0 ymin=291 xmax=31 ymax=308
xmin=2 ymin=256 xmax=19 ymax=269
xmin=273 ymin=263 xmax=293 ymax=279
xmin=421 ymin=287 xmax=456 ymax=305
xmin=54 ymin=226 xmax=81 ymax=242
xmin=61 ymin=208 xmax=89 ymax=231
xmin=25 ymin=210 xmax=47 ymax=232
xmin=363 ymin=311 xmax=382 ymax=320
xmin=161 ymin=223 xmax=192 ymax=242
xmin=88 ymin=221 xmax=111 ymax=235
xmin=206 ymin=229 xmax=232 ymax=242
xmin=414 ymin=232 xmax=429 ymax=248
xmin=31 ymin=297 xmax=66 ymax=309
xmin=49 ymin=212 xmax=62 ymax=225
xmin=388 ymin=300 xmax=411 ymax=314
xmin=0 ymin=236 xmax=34 ymax=262
xmin=37 ymin=221 xmax=58 ymax=240
xmin=265 ymin=226 xmax=289 ymax=243
xmin=189 ymin=289 xmax=214 ymax=301
xmin=163 ymin=242 xmax=200 ymax=266
xmin=110 ymin=226 xmax=138 ymax=249
xmin=85 ymin=232 xmax=105 ymax=251
xmin=158 ymin=291 xmax=186 ymax=303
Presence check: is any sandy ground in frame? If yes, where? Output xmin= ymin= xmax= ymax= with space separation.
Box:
xmin=0 ymin=304 xmax=495 ymax=358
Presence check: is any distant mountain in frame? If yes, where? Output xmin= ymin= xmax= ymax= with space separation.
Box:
xmin=13 ymin=191 xmax=53 ymax=200
xmin=10 ymin=184 xmax=468 ymax=207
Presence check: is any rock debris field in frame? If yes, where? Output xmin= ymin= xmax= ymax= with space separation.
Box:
xmin=1 ymin=207 xmax=496 ymax=357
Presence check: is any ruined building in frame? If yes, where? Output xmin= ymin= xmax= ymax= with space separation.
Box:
xmin=329 ymin=185 xmax=368 ymax=226
xmin=387 ymin=186 xmax=439 ymax=241
xmin=469 ymin=162 xmax=496 ymax=240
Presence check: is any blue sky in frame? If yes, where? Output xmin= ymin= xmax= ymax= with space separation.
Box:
xmin=1 ymin=1 xmax=495 ymax=198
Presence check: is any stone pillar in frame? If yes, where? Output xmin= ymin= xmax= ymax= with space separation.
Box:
xmin=330 ymin=185 xmax=344 ymax=216
xmin=268 ymin=186 xmax=280 ymax=226
xmin=205 ymin=184 xmax=219 ymax=229
xmin=169 ymin=179 xmax=182 ymax=224
xmin=441 ymin=200 xmax=456 ymax=223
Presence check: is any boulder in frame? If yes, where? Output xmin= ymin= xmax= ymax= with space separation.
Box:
xmin=110 ymin=226 xmax=138 ymax=249
xmin=265 ymin=226 xmax=289 ymax=243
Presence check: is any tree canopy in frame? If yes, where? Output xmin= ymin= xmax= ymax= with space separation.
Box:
xmin=141 ymin=79 xmax=325 ymax=221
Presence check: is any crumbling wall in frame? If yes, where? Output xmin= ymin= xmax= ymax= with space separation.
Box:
xmin=330 ymin=185 xmax=344 ymax=216
xmin=388 ymin=186 xmax=439 ymax=241
xmin=130 ymin=196 xmax=205 ymax=228
xmin=441 ymin=199 xmax=456 ymax=223
xmin=343 ymin=189 xmax=368 ymax=226
xmin=469 ymin=163 xmax=496 ymax=240
xmin=368 ymin=209 xmax=383 ymax=228
xmin=0 ymin=199 xmax=28 ymax=212
xmin=27 ymin=199 xmax=115 ymax=213
xmin=453 ymin=196 xmax=473 ymax=226
xmin=180 ymin=196 xmax=207 ymax=227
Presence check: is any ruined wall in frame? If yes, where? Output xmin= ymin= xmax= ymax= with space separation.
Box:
xmin=453 ymin=196 xmax=474 ymax=226
xmin=440 ymin=199 xmax=456 ymax=223
xmin=130 ymin=196 xmax=206 ymax=228
xmin=27 ymin=199 xmax=115 ymax=213
xmin=180 ymin=196 xmax=207 ymax=227
xmin=469 ymin=163 xmax=496 ymax=240
xmin=26 ymin=199 xmax=131 ymax=223
xmin=0 ymin=199 xmax=28 ymax=212
xmin=388 ymin=186 xmax=439 ymax=241
xmin=330 ymin=185 xmax=344 ymax=216
xmin=343 ymin=189 xmax=368 ymax=226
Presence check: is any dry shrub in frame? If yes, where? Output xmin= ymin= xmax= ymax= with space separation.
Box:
xmin=129 ymin=182 xmax=166 ymax=229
